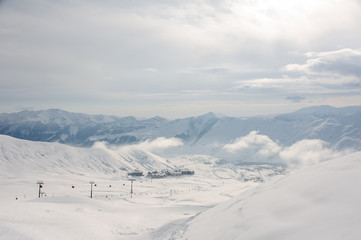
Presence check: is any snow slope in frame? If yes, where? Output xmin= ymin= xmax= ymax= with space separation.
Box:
xmin=0 ymin=135 xmax=285 ymax=240
xmin=173 ymin=151 xmax=361 ymax=240
xmin=0 ymin=135 xmax=172 ymax=176
xmin=2 ymin=134 xmax=360 ymax=240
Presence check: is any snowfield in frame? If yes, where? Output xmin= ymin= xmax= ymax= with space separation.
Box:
xmin=0 ymin=135 xmax=279 ymax=239
xmin=178 ymin=151 xmax=361 ymax=240
xmin=1 ymin=134 xmax=360 ymax=239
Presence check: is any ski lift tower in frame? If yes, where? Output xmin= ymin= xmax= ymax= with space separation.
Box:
xmin=128 ymin=179 xmax=135 ymax=198
xmin=36 ymin=181 xmax=43 ymax=198
xmin=90 ymin=181 xmax=95 ymax=198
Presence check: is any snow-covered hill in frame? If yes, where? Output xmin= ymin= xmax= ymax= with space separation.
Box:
xmin=0 ymin=135 xmax=172 ymax=176
xmin=156 ymin=151 xmax=361 ymax=240
xmin=0 ymin=126 xmax=360 ymax=239
xmin=0 ymin=134 xmax=285 ymax=240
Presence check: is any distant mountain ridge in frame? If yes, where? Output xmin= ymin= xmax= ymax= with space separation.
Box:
xmin=1 ymin=106 xmax=361 ymax=152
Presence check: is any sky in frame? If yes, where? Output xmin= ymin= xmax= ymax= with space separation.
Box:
xmin=1 ymin=0 xmax=361 ymax=119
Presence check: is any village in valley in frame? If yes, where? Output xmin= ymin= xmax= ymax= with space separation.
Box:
xmin=128 ymin=167 xmax=195 ymax=179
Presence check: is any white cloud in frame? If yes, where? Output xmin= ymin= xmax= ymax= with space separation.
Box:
xmin=285 ymin=48 xmax=361 ymax=77
xmin=92 ymin=137 xmax=183 ymax=155
xmin=92 ymin=141 xmax=108 ymax=150
xmin=235 ymin=48 xmax=361 ymax=98
xmin=223 ymin=131 xmax=350 ymax=167
xmin=133 ymin=137 xmax=183 ymax=152
xmin=279 ymin=139 xmax=341 ymax=168
xmin=235 ymin=76 xmax=308 ymax=90
xmin=284 ymin=48 xmax=361 ymax=87
xmin=223 ymin=131 xmax=281 ymax=162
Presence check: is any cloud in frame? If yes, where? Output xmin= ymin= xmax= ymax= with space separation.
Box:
xmin=223 ymin=131 xmax=349 ymax=167
xmin=283 ymin=48 xmax=361 ymax=88
xmin=92 ymin=141 xmax=108 ymax=150
xmin=1 ymin=1 xmax=361 ymax=117
xmin=285 ymin=49 xmax=361 ymax=76
xmin=92 ymin=137 xmax=183 ymax=155
xmin=132 ymin=137 xmax=183 ymax=152
xmin=144 ymin=68 xmax=158 ymax=73
xmin=235 ymin=48 xmax=361 ymax=98
xmin=279 ymin=139 xmax=344 ymax=168
xmin=286 ymin=96 xmax=305 ymax=103
xmin=223 ymin=131 xmax=281 ymax=162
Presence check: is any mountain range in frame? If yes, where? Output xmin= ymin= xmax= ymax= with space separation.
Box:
xmin=1 ymin=106 xmax=361 ymax=239
xmin=1 ymin=105 xmax=361 ymax=153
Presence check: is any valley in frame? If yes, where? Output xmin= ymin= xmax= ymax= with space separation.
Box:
xmin=0 ymin=135 xmax=283 ymax=239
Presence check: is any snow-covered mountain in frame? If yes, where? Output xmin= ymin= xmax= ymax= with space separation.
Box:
xmin=1 ymin=108 xmax=360 ymax=239
xmin=1 ymin=105 xmax=361 ymax=153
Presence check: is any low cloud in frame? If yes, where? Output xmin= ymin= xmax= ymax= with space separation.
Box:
xmin=132 ymin=137 xmax=183 ymax=152
xmin=223 ymin=131 xmax=281 ymax=162
xmin=279 ymin=139 xmax=344 ymax=168
xmin=93 ymin=137 xmax=183 ymax=154
xmin=223 ymin=131 xmax=349 ymax=167
xmin=92 ymin=141 xmax=108 ymax=150
xmin=92 ymin=137 xmax=183 ymax=158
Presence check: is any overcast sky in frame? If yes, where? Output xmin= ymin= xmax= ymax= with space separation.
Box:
xmin=1 ymin=0 xmax=361 ymax=118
